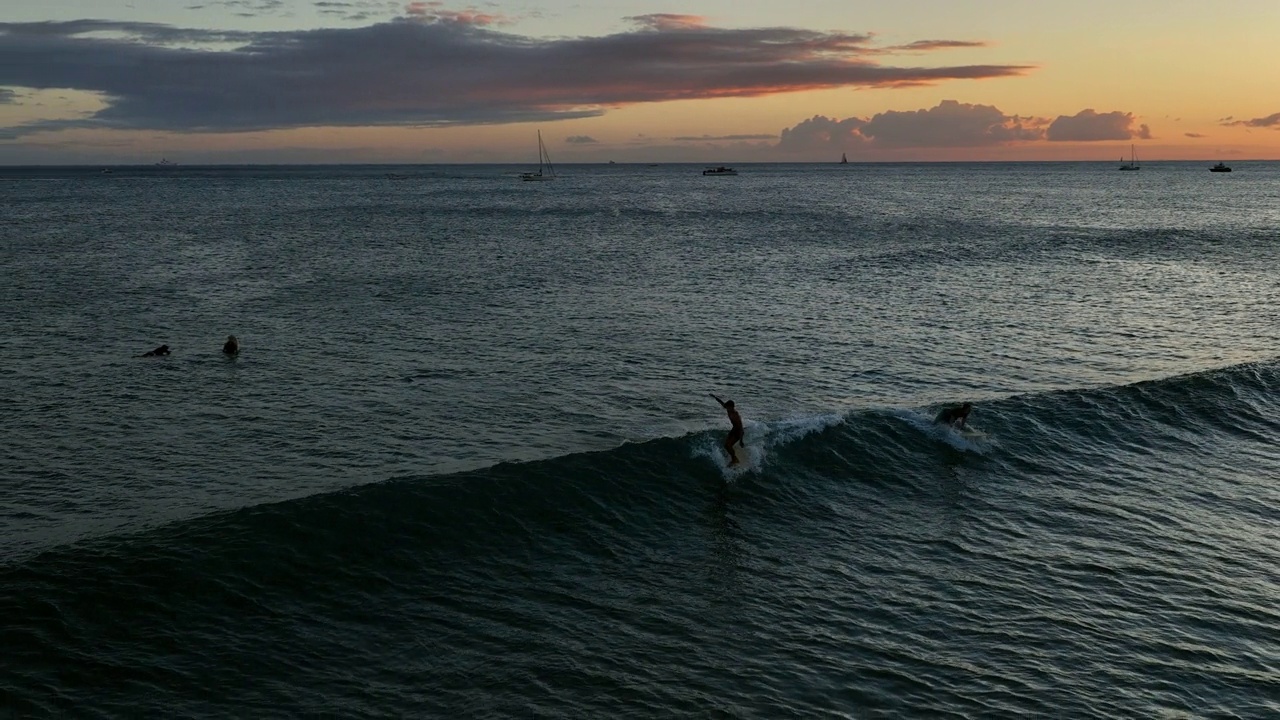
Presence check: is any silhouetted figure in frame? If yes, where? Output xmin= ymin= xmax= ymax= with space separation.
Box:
xmin=710 ymin=394 xmax=745 ymax=466
xmin=222 ymin=335 xmax=239 ymax=356
xmin=935 ymin=402 xmax=973 ymax=429
xmin=140 ymin=344 xmax=171 ymax=357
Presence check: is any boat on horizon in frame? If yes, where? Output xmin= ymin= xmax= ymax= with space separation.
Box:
xmin=155 ymin=158 xmax=177 ymax=168
xmin=520 ymin=130 xmax=555 ymax=181
xmin=840 ymin=153 xmax=848 ymax=164
xmin=702 ymin=166 xmax=737 ymax=176
xmin=1210 ymin=162 xmax=1232 ymax=173
xmin=1118 ymin=145 xmax=1139 ymax=171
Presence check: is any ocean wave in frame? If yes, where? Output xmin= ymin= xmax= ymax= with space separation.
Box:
xmin=5 ymin=360 xmax=1279 ymax=717
xmin=6 ymin=358 xmax=1277 ymax=572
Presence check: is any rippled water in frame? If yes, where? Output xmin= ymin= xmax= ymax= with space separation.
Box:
xmin=3 ymin=163 xmax=1279 ymax=717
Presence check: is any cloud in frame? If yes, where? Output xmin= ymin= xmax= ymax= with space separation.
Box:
xmin=1184 ymin=132 xmax=1206 ymax=138
xmin=777 ymin=115 xmax=868 ymax=153
xmin=404 ymin=2 xmax=510 ymax=25
xmin=1046 ymin=109 xmax=1148 ymax=141
xmin=1221 ymin=112 xmax=1280 ymax=128
xmin=301 ymin=1 xmax=391 ymax=22
xmin=187 ymin=0 xmax=287 ymax=17
xmin=627 ymin=14 xmax=708 ymax=31
xmin=565 ymin=135 xmax=596 ymax=144
xmin=778 ymin=102 xmax=1045 ymax=152
xmin=861 ymin=100 xmax=1045 ymax=147
xmin=778 ymin=101 xmax=1165 ymax=151
xmin=0 ymin=19 xmax=255 ymax=44
xmin=0 ymin=15 xmax=1032 ymax=136
xmin=888 ymin=40 xmax=988 ymax=51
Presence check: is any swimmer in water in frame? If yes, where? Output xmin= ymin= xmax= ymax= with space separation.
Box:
xmin=140 ymin=344 xmax=171 ymax=357
xmin=222 ymin=335 xmax=239 ymax=356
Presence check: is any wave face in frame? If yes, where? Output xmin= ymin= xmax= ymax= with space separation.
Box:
xmin=5 ymin=361 xmax=1279 ymax=718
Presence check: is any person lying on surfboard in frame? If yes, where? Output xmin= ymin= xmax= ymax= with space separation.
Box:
xmin=935 ymin=402 xmax=973 ymax=429
xmin=710 ymin=394 xmax=745 ymax=466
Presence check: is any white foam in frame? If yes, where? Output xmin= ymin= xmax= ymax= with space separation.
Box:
xmin=693 ymin=412 xmax=846 ymax=478
xmin=893 ymin=409 xmax=990 ymax=453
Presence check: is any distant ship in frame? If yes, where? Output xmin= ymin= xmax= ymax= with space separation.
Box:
xmin=155 ymin=158 xmax=177 ymax=167
xmin=1118 ymin=145 xmax=1139 ymax=171
xmin=1210 ymin=162 xmax=1232 ymax=173
xmin=840 ymin=153 xmax=848 ymax=164
xmin=702 ymin=166 xmax=737 ymax=176
xmin=519 ymin=130 xmax=555 ymax=181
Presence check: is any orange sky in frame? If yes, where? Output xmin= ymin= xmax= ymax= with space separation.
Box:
xmin=2 ymin=1 xmax=1278 ymax=163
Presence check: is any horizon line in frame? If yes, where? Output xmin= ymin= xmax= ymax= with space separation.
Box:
xmin=1 ymin=159 xmax=1266 ymax=168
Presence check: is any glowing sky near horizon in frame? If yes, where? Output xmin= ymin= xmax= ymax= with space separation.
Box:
xmin=1 ymin=0 xmax=1278 ymax=163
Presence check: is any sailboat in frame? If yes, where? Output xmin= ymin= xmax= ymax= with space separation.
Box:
xmin=840 ymin=153 xmax=848 ymax=164
xmin=520 ymin=130 xmax=555 ymax=181
xmin=1118 ymin=144 xmax=1139 ymax=171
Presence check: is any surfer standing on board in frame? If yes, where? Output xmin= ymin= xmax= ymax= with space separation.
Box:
xmin=710 ymin=394 xmax=745 ymax=466
xmin=935 ymin=402 xmax=973 ymax=429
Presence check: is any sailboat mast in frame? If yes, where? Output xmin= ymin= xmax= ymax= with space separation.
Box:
xmin=540 ymin=131 xmax=553 ymax=174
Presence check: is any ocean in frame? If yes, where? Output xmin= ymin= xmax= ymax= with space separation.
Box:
xmin=3 ymin=162 xmax=1278 ymax=718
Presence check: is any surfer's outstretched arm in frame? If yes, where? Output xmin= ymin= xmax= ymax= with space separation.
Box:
xmin=710 ymin=393 xmax=726 ymax=408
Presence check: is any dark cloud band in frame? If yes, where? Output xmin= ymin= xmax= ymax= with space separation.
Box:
xmin=0 ymin=16 xmax=1029 ymax=136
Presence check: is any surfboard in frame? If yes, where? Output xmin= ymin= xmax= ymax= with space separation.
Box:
xmin=715 ymin=440 xmax=758 ymax=474
xmin=726 ymin=441 xmax=747 ymax=467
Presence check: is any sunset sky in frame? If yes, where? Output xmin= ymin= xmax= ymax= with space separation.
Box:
xmin=2 ymin=0 xmax=1279 ymax=164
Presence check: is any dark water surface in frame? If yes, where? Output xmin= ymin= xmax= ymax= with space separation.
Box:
xmin=3 ymin=163 xmax=1279 ymax=717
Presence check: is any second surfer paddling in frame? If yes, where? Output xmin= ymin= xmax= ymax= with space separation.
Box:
xmin=935 ymin=402 xmax=973 ymax=430
xmin=710 ymin=394 xmax=745 ymax=466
